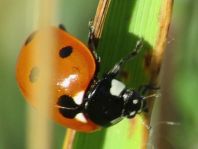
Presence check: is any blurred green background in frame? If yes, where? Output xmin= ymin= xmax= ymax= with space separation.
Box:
xmin=156 ymin=1 xmax=198 ymax=148
xmin=0 ymin=0 xmax=98 ymax=148
xmin=0 ymin=0 xmax=197 ymax=149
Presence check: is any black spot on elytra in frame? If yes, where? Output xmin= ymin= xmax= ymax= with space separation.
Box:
xmin=57 ymin=95 xmax=76 ymax=108
xmin=24 ymin=31 xmax=37 ymax=46
xmin=58 ymin=24 xmax=67 ymax=32
xmin=57 ymin=95 xmax=81 ymax=118
xmin=29 ymin=67 xmax=39 ymax=83
xmin=59 ymin=46 xmax=73 ymax=58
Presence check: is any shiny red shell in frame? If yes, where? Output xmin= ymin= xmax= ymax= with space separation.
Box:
xmin=16 ymin=27 xmax=99 ymax=132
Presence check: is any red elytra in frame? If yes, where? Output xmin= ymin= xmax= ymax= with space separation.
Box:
xmin=16 ymin=27 xmax=100 ymax=132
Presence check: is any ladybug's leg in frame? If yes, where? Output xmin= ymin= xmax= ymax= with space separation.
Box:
xmin=58 ymin=24 xmax=67 ymax=32
xmin=138 ymin=84 xmax=160 ymax=95
xmin=88 ymin=20 xmax=101 ymax=63
xmin=107 ymin=39 xmax=144 ymax=77
xmin=138 ymin=84 xmax=160 ymax=113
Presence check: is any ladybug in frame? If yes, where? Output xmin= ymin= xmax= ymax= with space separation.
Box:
xmin=16 ymin=24 xmax=149 ymax=132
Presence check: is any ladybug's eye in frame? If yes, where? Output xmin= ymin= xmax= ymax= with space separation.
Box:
xmin=59 ymin=46 xmax=73 ymax=58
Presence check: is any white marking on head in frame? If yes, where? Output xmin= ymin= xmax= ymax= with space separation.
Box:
xmin=123 ymin=94 xmax=128 ymax=99
xmin=75 ymin=113 xmax=87 ymax=123
xmin=110 ymin=79 xmax=126 ymax=96
xmin=73 ymin=91 xmax=84 ymax=105
xmin=133 ymin=99 xmax=138 ymax=104
xmin=129 ymin=111 xmax=136 ymax=117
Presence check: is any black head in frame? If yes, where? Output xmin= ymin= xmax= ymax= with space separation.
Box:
xmin=122 ymin=89 xmax=146 ymax=118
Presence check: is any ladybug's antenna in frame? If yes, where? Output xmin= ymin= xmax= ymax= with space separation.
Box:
xmin=143 ymin=93 xmax=161 ymax=100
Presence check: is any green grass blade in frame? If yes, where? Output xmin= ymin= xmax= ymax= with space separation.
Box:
xmin=71 ymin=0 xmax=173 ymax=149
